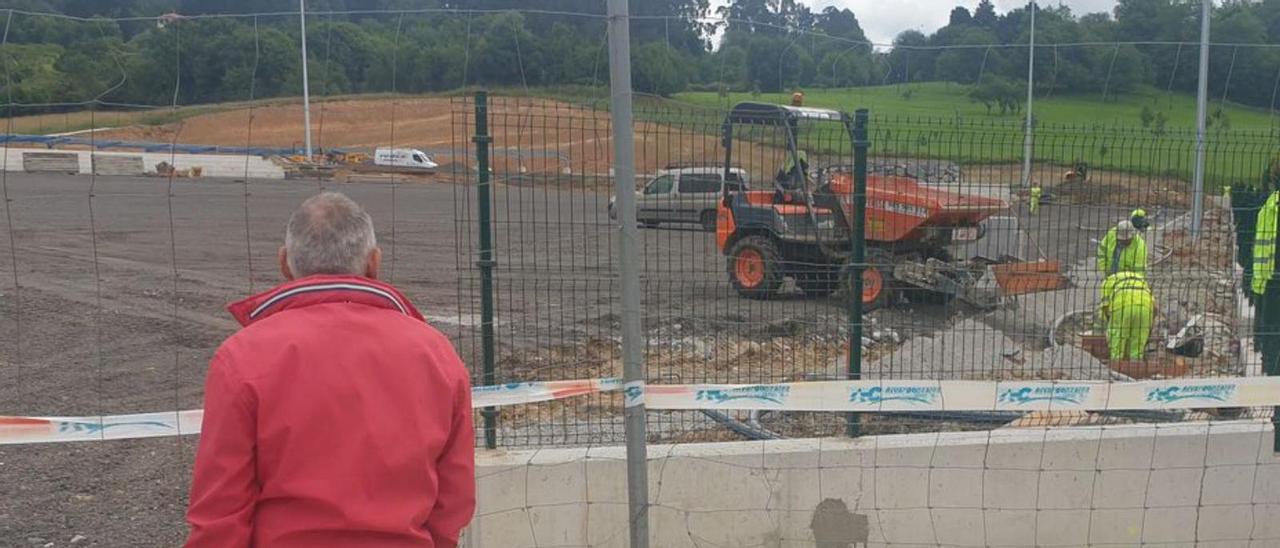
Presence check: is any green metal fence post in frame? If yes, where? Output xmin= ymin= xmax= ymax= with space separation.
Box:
xmin=473 ymin=91 xmax=498 ymax=450
xmin=1272 ymin=185 xmax=1279 ymax=453
xmin=847 ymin=108 xmax=869 ymax=438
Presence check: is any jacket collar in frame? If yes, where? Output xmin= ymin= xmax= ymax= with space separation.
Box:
xmin=227 ymin=275 xmax=425 ymax=327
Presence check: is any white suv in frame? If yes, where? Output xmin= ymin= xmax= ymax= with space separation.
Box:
xmin=609 ymin=167 xmax=750 ymax=231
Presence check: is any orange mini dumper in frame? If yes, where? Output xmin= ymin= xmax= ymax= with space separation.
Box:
xmin=714 ymin=102 xmax=1063 ymax=308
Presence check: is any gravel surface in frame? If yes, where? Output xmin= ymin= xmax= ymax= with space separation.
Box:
xmin=0 ymin=168 xmax=1209 ymax=545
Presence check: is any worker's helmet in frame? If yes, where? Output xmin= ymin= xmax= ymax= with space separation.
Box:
xmin=791 ymin=91 xmax=804 ymax=106
xmin=1116 ymin=220 xmax=1136 ymax=241
xmin=1130 ymin=208 xmax=1149 ymax=231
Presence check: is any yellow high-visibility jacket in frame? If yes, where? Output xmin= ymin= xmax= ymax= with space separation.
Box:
xmin=1097 ymin=229 xmax=1147 ymax=276
xmin=1253 ymin=191 xmax=1279 ymax=295
xmin=1100 ymin=272 xmax=1155 ymax=361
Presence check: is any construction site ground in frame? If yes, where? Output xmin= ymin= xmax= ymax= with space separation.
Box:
xmin=0 ymin=118 xmax=1236 ymax=541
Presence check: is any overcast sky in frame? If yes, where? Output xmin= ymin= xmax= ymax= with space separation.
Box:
xmin=709 ymin=1 xmax=1121 ymax=46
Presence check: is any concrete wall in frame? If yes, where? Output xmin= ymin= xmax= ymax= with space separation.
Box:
xmin=467 ymin=420 xmax=1280 ymax=547
xmin=1 ymin=147 xmax=285 ymax=179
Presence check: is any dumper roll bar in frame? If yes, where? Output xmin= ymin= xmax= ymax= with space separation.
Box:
xmin=719 ymin=102 xmax=857 ymax=230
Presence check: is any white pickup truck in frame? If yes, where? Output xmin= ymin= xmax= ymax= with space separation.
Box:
xmin=374 ymin=148 xmax=438 ymax=169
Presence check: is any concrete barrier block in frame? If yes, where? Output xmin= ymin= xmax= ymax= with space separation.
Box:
xmin=1256 ymin=429 xmax=1277 ymax=460
xmin=875 ymin=509 xmax=937 ymax=544
xmin=984 ymin=469 xmax=1040 ymax=509
xmin=584 ymin=505 xmax=629 ymax=548
xmin=1145 ymin=467 xmax=1205 ymax=508
xmin=929 ymin=441 xmax=988 ymax=469
xmin=1206 ymin=429 xmax=1263 ymax=466
xmin=1196 ymin=542 xmax=1254 ymax=548
xmin=984 ymin=430 xmax=1045 ymax=469
xmin=769 ymin=463 xmax=821 ymax=512
xmin=1253 ymin=463 xmax=1280 ymax=503
xmin=1036 ymin=509 xmax=1091 ymax=546
xmin=1091 ymin=469 xmax=1150 ymax=508
xmin=1141 ymin=506 xmax=1199 ymax=543
xmin=22 ymin=151 xmax=80 ymax=174
xmin=928 ymin=508 xmax=985 ymax=545
xmin=929 ymin=468 xmax=983 ymax=508
xmin=652 ymin=453 xmax=771 ymax=509
xmin=684 ymin=508 xmax=779 ymax=546
xmin=471 ymin=508 xmax=535 ymax=547
xmin=1041 ymin=432 xmax=1102 ymax=471
xmin=1252 ymin=504 xmax=1280 ymax=538
xmin=92 ymin=154 xmax=145 ymax=176
xmin=1088 ymin=508 xmax=1145 ymax=544
xmin=583 ymin=454 xmax=627 ymax=505
xmin=872 ymin=467 xmax=929 ymax=509
xmin=1097 ymin=426 xmax=1157 ymax=470
xmin=647 ymin=505 xmax=697 ymax=548
xmin=818 ymin=465 xmax=873 ymax=503
xmin=983 ymin=509 xmax=1038 ymax=545
xmin=1036 ymin=470 xmax=1094 ymax=509
xmin=476 ymin=464 xmax=528 ymax=516
xmin=1152 ymin=426 xmax=1210 ymax=468
xmin=1201 ymin=465 xmax=1257 ymax=505
xmin=870 ymin=444 xmax=936 ymax=468
xmin=1195 ymin=503 xmax=1256 ymax=541
xmin=525 ymin=451 xmax=587 ymax=509
xmin=526 ymin=504 xmax=586 ymax=546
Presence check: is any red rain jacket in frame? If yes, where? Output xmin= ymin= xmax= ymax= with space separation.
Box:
xmin=185 ymin=275 xmax=475 ymax=548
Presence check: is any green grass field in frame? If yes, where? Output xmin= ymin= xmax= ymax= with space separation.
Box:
xmin=674 ymin=82 xmax=1278 ymax=131
xmin=671 ymin=83 xmax=1279 ymax=188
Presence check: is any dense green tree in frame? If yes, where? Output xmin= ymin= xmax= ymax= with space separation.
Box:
xmin=633 ymin=42 xmax=688 ymax=96
xmin=9 ymin=0 xmax=1280 ymax=112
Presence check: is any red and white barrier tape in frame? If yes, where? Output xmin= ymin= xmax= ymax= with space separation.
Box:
xmin=4 ymin=377 xmax=1278 ymax=445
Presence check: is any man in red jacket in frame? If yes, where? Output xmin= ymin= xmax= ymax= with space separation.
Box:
xmin=186 ymin=192 xmax=475 ymax=547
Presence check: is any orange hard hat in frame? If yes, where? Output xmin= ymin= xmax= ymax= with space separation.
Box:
xmin=791 ymin=91 xmax=804 ymax=106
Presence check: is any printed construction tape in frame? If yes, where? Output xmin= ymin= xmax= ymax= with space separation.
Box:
xmin=5 ymin=377 xmax=1280 ymax=445
xmin=642 ymin=377 xmax=1280 ymax=412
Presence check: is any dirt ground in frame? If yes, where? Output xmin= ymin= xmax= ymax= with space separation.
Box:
xmin=90 ymin=97 xmax=770 ymax=178
xmin=0 ymin=127 xmax=1220 ymax=543
xmin=0 ymin=169 xmax=937 ymax=544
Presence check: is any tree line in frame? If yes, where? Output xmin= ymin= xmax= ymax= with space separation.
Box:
xmin=3 ymin=0 xmax=1280 ymax=113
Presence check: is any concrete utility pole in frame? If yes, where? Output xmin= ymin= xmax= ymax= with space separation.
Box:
xmin=606 ymin=0 xmax=650 ymax=546
xmin=1021 ymin=0 xmax=1035 ymax=188
xmin=1192 ymin=0 xmax=1210 ymax=236
xmin=299 ymin=0 xmax=314 ymax=159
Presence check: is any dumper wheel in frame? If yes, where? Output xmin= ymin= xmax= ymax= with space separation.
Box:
xmin=728 ymin=235 xmax=784 ymax=299
xmin=843 ymin=249 xmax=894 ymax=311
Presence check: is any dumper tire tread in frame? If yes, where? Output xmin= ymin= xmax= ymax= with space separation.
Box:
xmin=844 ymin=249 xmax=895 ymax=311
xmin=728 ymin=235 xmax=784 ymax=299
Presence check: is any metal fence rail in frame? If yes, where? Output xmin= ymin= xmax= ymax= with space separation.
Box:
xmin=455 ymin=94 xmax=1268 ymax=448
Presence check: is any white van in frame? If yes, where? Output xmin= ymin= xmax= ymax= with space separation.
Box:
xmin=374 ymin=148 xmax=438 ymax=169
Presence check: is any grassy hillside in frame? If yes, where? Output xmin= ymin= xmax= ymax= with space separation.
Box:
xmin=673 ymin=84 xmax=1278 ymax=188
xmin=675 ymin=83 xmax=1278 ymax=131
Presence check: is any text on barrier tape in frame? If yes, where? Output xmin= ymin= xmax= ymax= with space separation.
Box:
xmin=4 ymin=377 xmax=1280 ymax=445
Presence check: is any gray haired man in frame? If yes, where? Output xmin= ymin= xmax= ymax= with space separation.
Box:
xmin=187 ymin=192 xmax=475 ymax=547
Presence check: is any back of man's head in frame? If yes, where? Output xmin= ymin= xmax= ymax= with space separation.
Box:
xmin=283 ymin=192 xmax=379 ymax=278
